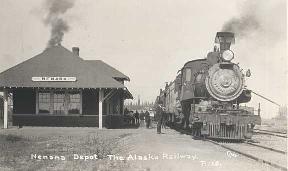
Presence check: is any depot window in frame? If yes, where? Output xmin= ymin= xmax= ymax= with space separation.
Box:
xmin=67 ymin=91 xmax=81 ymax=114
xmin=38 ymin=91 xmax=50 ymax=114
xmin=53 ymin=91 xmax=65 ymax=115
xmin=37 ymin=90 xmax=82 ymax=115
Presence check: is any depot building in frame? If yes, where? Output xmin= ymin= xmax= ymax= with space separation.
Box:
xmin=0 ymin=46 xmax=132 ymax=129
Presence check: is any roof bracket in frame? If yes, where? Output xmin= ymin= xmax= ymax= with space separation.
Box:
xmin=103 ymin=89 xmax=117 ymax=101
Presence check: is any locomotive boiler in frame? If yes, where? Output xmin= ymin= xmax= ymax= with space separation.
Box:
xmin=156 ymin=32 xmax=261 ymax=140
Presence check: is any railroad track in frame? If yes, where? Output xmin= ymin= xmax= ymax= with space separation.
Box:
xmin=208 ymin=140 xmax=287 ymax=171
xmin=245 ymin=141 xmax=286 ymax=154
xmin=254 ymin=129 xmax=287 ymax=134
xmin=254 ymin=129 xmax=287 ymax=138
xmin=169 ymin=125 xmax=287 ymax=171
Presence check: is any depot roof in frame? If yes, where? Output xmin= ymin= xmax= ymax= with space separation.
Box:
xmin=0 ymin=46 xmax=130 ymax=89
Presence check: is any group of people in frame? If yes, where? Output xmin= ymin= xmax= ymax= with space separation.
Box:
xmin=124 ymin=108 xmax=152 ymax=128
xmin=139 ymin=107 xmax=167 ymax=131
xmin=123 ymin=100 xmax=167 ymax=134
xmin=133 ymin=110 xmax=151 ymax=128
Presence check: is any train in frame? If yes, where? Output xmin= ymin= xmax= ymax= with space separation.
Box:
xmin=156 ymin=32 xmax=261 ymax=140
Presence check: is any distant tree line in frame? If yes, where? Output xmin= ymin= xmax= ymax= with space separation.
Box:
xmin=276 ymin=105 xmax=287 ymax=120
xmin=124 ymin=101 xmax=154 ymax=111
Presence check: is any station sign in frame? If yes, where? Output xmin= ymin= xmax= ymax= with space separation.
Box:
xmin=32 ymin=77 xmax=77 ymax=82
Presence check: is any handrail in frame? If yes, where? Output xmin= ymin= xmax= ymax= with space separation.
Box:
xmin=250 ymin=90 xmax=280 ymax=107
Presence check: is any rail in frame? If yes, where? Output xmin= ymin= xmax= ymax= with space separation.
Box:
xmin=208 ymin=140 xmax=287 ymax=171
xmin=169 ymin=124 xmax=287 ymax=171
xmin=245 ymin=141 xmax=286 ymax=154
xmin=254 ymin=129 xmax=287 ymax=138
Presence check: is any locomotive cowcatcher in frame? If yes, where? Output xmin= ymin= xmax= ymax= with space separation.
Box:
xmin=156 ymin=32 xmax=261 ymax=140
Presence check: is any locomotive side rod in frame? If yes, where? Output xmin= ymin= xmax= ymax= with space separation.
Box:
xmin=250 ymin=90 xmax=281 ymax=107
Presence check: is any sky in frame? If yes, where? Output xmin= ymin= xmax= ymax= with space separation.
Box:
xmin=0 ymin=0 xmax=286 ymax=118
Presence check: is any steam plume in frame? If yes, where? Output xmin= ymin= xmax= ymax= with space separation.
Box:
xmin=221 ymin=0 xmax=286 ymax=118
xmin=221 ymin=1 xmax=261 ymax=38
xmin=222 ymin=15 xmax=260 ymax=38
xmin=221 ymin=0 xmax=286 ymax=42
xmin=44 ymin=0 xmax=75 ymax=47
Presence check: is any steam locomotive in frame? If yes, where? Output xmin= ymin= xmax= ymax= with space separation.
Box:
xmin=156 ymin=32 xmax=261 ymax=140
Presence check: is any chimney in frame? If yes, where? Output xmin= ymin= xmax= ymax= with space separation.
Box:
xmin=214 ymin=32 xmax=235 ymax=52
xmin=72 ymin=47 xmax=79 ymax=56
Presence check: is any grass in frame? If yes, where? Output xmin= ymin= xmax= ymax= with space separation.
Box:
xmin=4 ymin=134 xmax=24 ymax=142
xmin=0 ymin=128 xmax=137 ymax=171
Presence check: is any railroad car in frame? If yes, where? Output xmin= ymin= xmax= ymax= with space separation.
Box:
xmin=156 ymin=32 xmax=261 ymax=140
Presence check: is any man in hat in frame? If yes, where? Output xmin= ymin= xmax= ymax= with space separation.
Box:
xmin=134 ymin=110 xmax=139 ymax=124
xmin=144 ymin=110 xmax=151 ymax=128
xmin=155 ymin=101 xmax=165 ymax=134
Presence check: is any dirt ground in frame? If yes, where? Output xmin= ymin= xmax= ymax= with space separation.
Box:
xmin=0 ymin=126 xmax=281 ymax=171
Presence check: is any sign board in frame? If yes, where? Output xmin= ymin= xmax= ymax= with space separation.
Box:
xmin=32 ymin=77 xmax=77 ymax=82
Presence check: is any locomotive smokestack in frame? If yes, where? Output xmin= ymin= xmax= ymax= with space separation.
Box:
xmin=215 ymin=32 xmax=235 ymax=52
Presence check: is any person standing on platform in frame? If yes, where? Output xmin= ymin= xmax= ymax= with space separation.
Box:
xmin=135 ymin=110 xmax=139 ymax=124
xmin=144 ymin=110 xmax=151 ymax=128
xmin=139 ymin=111 xmax=145 ymax=127
xmin=156 ymin=101 xmax=165 ymax=134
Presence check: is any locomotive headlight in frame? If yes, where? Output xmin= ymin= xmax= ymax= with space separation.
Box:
xmin=222 ymin=50 xmax=234 ymax=61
